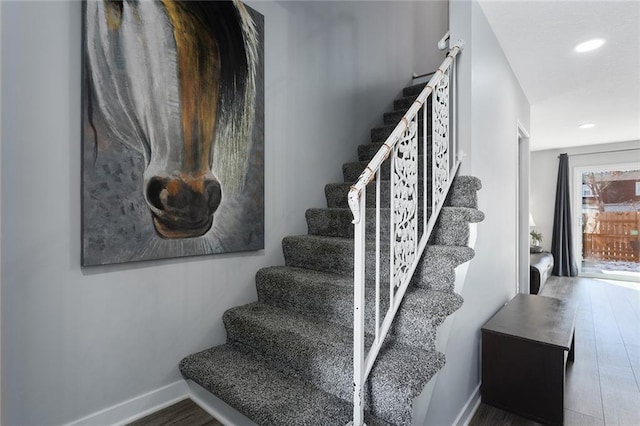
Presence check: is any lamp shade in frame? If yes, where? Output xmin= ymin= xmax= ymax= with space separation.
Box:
xmin=529 ymin=212 xmax=536 ymax=227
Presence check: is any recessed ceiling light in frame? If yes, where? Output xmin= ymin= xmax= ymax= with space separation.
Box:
xmin=578 ymin=123 xmax=596 ymax=129
xmin=574 ymin=39 xmax=605 ymax=53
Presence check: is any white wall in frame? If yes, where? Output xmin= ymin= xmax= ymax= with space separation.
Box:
xmin=0 ymin=1 xmax=446 ymax=424
xmin=424 ymin=1 xmax=531 ymax=424
xmin=530 ymin=140 xmax=640 ymax=253
xmin=413 ymin=1 xmax=449 ymax=76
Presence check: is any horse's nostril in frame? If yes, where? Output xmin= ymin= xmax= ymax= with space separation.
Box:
xmin=205 ymin=179 xmax=222 ymax=214
xmin=146 ymin=177 xmax=166 ymax=211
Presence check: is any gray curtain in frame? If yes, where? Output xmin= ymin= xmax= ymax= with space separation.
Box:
xmin=551 ymin=153 xmax=578 ymax=276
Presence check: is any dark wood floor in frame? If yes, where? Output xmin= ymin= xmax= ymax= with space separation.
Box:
xmin=127 ymin=398 xmax=222 ymax=426
xmin=470 ymin=276 xmax=640 ymax=426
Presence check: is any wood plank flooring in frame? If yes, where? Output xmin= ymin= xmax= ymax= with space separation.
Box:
xmin=127 ymin=399 xmax=222 ymax=426
xmin=470 ymin=276 xmax=640 ymax=426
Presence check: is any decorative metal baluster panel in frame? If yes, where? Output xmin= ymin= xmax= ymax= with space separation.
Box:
xmin=433 ymin=69 xmax=450 ymax=207
xmin=392 ymin=116 xmax=418 ymax=289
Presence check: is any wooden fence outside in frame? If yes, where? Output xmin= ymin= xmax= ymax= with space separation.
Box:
xmin=582 ymin=211 xmax=640 ymax=262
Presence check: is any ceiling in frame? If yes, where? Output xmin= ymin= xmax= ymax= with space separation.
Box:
xmin=477 ymin=0 xmax=640 ymax=151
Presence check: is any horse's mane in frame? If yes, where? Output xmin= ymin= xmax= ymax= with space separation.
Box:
xmin=182 ymin=0 xmax=258 ymax=195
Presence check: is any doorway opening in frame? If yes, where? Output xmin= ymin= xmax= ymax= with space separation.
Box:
xmin=517 ymin=123 xmax=530 ymax=294
xmin=574 ymin=164 xmax=640 ymax=282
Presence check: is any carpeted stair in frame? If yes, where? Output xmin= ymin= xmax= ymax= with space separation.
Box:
xmin=180 ymin=81 xmax=484 ymax=425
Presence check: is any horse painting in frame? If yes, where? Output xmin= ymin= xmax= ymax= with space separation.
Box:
xmin=81 ymin=0 xmax=264 ymax=265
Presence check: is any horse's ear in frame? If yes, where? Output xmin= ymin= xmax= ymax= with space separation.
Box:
xmin=103 ymin=0 xmax=123 ymax=31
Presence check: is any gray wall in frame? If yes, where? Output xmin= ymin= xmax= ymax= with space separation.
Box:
xmin=0 ymin=1 xmax=446 ymax=424
xmin=425 ymin=1 xmax=531 ymax=424
xmin=530 ymin=140 xmax=640 ymax=253
xmin=413 ymin=1 xmax=449 ymax=77
xmin=0 ymin=1 xmax=2 ymax=421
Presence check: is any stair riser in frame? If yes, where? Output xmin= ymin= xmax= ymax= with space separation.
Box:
xmin=411 ymin=246 xmax=476 ymax=290
xmin=370 ymin=125 xmax=431 ymax=144
xmin=412 ymin=262 xmax=455 ymax=291
xmin=282 ymin=236 xmax=473 ymax=293
xmin=326 ymin=182 xmax=430 ymax=209
xmin=402 ymin=83 xmax=428 ymax=97
xmin=432 ymin=219 xmax=470 ymax=246
xmin=445 ymin=176 xmax=482 ymax=209
xmin=223 ymin=310 xmax=355 ymax=405
xmin=255 ymin=270 xmax=440 ymax=350
xmin=223 ymin=304 xmax=444 ymax=425
xmin=358 ymin=139 xmax=432 ymax=162
xmin=392 ymin=94 xmax=439 ymax=111
xmin=307 ymin=208 xmax=390 ymax=239
xmin=390 ymin=313 xmax=439 ymax=350
xmin=394 ymin=96 xmax=426 ymax=111
xmin=326 ymin=174 xmax=476 ymax=209
xmin=383 ymin=107 xmax=431 ymax=126
xmin=342 ymin=155 xmax=427 ymax=182
xmin=371 ymin=125 xmax=431 ymax=144
xmin=307 ymin=208 xmax=436 ymax=240
xmin=282 ymin=237 xmax=391 ymax=281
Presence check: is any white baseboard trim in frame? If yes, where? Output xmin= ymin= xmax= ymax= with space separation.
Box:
xmin=64 ymin=379 xmax=479 ymax=426
xmin=64 ymin=381 xmax=189 ymax=426
xmin=453 ymin=383 xmax=481 ymax=426
xmin=188 ymin=380 xmax=257 ymax=426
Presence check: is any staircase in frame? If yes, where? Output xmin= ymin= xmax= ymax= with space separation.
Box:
xmin=180 ymin=81 xmax=484 ymax=426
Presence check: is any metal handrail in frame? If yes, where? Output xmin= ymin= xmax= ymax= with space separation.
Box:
xmin=348 ymin=39 xmax=464 ymax=426
xmin=438 ymin=30 xmax=451 ymax=50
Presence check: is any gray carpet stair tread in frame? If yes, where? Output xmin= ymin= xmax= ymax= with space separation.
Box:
xmin=223 ymin=302 xmax=445 ymax=424
xmin=179 ymin=344 xmax=366 ymax=426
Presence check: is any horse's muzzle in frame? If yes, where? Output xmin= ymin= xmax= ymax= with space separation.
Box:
xmin=144 ymin=175 xmax=222 ymax=239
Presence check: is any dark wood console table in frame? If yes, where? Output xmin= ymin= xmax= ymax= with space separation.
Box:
xmin=481 ymin=294 xmax=577 ymax=425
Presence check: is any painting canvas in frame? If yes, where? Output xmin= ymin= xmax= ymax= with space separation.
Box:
xmin=81 ymin=1 xmax=264 ymax=266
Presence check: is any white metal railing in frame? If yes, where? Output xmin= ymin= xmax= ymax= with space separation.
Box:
xmin=347 ymin=40 xmax=464 ymax=425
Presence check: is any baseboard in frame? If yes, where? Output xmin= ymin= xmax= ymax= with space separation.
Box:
xmin=453 ymin=383 xmax=481 ymax=426
xmin=188 ymin=380 xmax=258 ymax=426
xmin=64 ymin=381 xmax=189 ymax=426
